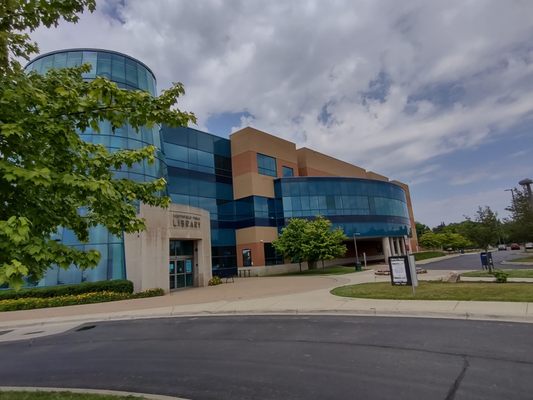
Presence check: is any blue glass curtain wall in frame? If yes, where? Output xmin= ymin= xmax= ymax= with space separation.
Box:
xmin=25 ymin=49 xmax=162 ymax=287
xmin=26 ymin=49 xmax=157 ymax=96
xmin=162 ymin=126 xmax=237 ymax=272
xmin=274 ymin=177 xmax=411 ymax=237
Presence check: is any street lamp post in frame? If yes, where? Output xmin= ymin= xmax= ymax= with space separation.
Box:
xmin=353 ymin=232 xmax=361 ymax=271
xmin=519 ymin=178 xmax=533 ymax=207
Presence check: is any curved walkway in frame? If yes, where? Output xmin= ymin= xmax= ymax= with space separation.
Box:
xmin=1 ymin=269 xmax=532 ymax=342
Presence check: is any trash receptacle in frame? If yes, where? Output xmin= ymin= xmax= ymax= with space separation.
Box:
xmin=480 ymin=252 xmax=488 ymax=270
xmin=355 ymin=262 xmax=362 ymax=271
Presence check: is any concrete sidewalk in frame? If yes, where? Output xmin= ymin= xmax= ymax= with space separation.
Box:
xmin=0 ymin=269 xmax=531 ymax=342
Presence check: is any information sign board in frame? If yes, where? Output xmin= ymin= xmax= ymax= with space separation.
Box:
xmin=388 ymin=256 xmax=412 ymax=286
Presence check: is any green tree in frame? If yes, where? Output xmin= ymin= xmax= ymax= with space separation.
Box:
xmin=432 ymin=222 xmax=447 ymax=233
xmin=273 ymin=217 xmax=347 ymax=270
xmin=440 ymin=232 xmax=472 ymax=250
xmin=419 ymin=231 xmax=443 ymax=249
xmin=0 ymin=0 xmax=196 ymax=288
xmin=272 ymin=218 xmax=308 ymax=272
xmin=470 ymin=206 xmax=500 ymax=251
xmin=505 ymin=188 xmax=533 ymax=243
xmin=303 ymin=216 xmax=347 ymax=269
xmin=415 ymin=221 xmax=430 ymax=238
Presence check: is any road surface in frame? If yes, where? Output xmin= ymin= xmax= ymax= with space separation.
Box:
xmin=422 ymin=250 xmax=530 ymax=270
xmin=1 ymin=316 xmax=532 ymax=400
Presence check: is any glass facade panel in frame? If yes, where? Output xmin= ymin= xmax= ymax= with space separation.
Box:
xmin=257 ymin=153 xmax=277 ymax=177
xmin=274 ymin=177 xmax=410 ymax=237
xmin=163 ymin=126 xmax=237 ymax=274
xmin=26 ymin=50 xmax=157 ymax=96
xmin=24 ymin=49 xmax=161 ymax=287
xmin=282 ymin=166 xmax=294 ymax=177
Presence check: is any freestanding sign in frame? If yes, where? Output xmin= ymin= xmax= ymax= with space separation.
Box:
xmin=389 ymin=256 xmax=411 ymax=285
xmin=389 ymin=255 xmax=419 ymax=295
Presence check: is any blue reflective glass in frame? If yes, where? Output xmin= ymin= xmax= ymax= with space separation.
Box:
xmin=53 ymin=52 xmax=67 ymax=68
xmin=257 ymin=153 xmax=277 ymax=177
xmin=282 ymin=166 xmax=294 ymax=177
xmin=165 ymin=142 xmax=188 ymax=162
xmin=125 ymin=58 xmax=138 ymax=86
xmin=82 ymin=51 xmax=97 ymax=78
xmin=96 ymin=52 xmax=111 ymax=78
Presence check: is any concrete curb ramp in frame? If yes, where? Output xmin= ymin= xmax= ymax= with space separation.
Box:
xmin=0 ymin=386 xmax=188 ymax=399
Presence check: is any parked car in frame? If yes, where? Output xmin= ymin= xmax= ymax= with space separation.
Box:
xmin=510 ymin=243 xmax=520 ymax=250
xmin=497 ymin=244 xmax=507 ymax=251
xmin=526 ymin=242 xmax=533 ymax=250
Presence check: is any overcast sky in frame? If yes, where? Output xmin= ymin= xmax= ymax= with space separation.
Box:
xmin=31 ymin=0 xmax=533 ymax=227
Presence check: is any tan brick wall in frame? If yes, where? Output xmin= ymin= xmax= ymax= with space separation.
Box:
xmin=297 ymin=147 xmax=368 ymax=178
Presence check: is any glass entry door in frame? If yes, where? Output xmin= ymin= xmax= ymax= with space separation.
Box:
xmin=169 ymin=257 xmax=194 ymax=290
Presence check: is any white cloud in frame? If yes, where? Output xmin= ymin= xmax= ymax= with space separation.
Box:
xmin=28 ymin=0 xmax=533 ymax=223
xmin=414 ymin=187 xmax=513 ymax=227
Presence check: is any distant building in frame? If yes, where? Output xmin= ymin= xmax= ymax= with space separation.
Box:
xmin=26 ymin=49 xmax=417 ymax=292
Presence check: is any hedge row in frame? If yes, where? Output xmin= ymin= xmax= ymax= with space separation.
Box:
xmin=0 ymin=288 xmax=164 ymax=312
xmin=0 ymin=280 xmax=134 ymax=301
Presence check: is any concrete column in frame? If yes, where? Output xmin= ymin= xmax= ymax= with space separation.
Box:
xmin=382 ymin=237 xmax=392 ymax=262
xmin=400 ymin=237 xmax=407 ymax=255
xmin=392 ymin=238 xmax=398 ymax=256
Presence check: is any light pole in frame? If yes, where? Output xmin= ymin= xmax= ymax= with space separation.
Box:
xmin=519 ymin=178 xmax=533 ymax=207
xmin=353 ymin=232 xmax=361 ymax=271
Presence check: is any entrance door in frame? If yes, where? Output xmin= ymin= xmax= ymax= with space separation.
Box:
xmin=169 ymin=256 xmax=194 ymax=289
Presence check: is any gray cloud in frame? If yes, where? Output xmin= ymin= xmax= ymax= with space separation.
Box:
xmin=30 ymin=0 xmax=533 ymax=223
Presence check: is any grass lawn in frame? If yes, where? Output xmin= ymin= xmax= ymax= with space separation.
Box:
xmin=331 ymin=281 xmax=533 ymax=302
xmin=461 ymin=269 xmax=533 ymax=278
xmin=509 ymin=256 xmax=533 ymax=263
xmin=414 ymin=251 xmax=445 ymax=261
xmin=276 ymin=266 xmax=359 ymax=276
xmin=0 ymin=392 xmax=146 ymax=400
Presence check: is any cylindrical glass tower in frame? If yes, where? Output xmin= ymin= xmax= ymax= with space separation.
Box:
xmin=25 ymin=49 xmax=167 ymax=286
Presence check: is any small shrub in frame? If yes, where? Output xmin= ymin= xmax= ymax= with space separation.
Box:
xmin=491 ymin=270 xmax=509 ymax=283
xmin=208 ymin=276 xmax=223 ymax=286
xmin=0 ymin=279 xmax=134 ymax=300
xmin=0 ymin=288 xmax=164 ymax=312
xmin=131 ymin=288 xmax=165 ymax=298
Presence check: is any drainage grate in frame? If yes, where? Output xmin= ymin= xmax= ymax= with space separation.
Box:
xmin=76 ymin=325 xmax=96 ymax=332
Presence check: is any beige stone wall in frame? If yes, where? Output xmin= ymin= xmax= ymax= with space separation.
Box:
xmin=297 ymin=147 xmax=368 ymax=178
xmin=365 ymin=171 xmax=389 ymax=182
xmin=232 ymin=172 xmax=276 ymax=199
xmin=124 ymin=203 xmax=212 ymax=293
xmin=230 ymin=127 xmax=298 ymax=200
xmin=230 ymin=127 xmax=298 ymax=161
xmin=235 ymin=226 xmax=279 ymax=267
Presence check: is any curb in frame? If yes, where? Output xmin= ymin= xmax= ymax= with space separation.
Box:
xmin=0 ymin=386 xmax=188 ymax=399
xmin=415 ymin=253 xmax=465 ymax=265
xmin=501 ymin=261 xmax=533 ymax=265
xmin=1 ymin=308 xmax=532 ymax=344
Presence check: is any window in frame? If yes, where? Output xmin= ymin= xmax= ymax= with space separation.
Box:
xmin=264 ymin=243 xmax=284 ymax=265
xmin=257 ymin=153 xmax=277 ymax=177
xmin=242 ymin=249 xmax=252 ymax=267
xmin=282 ymin=166 xmax=294 ymax=177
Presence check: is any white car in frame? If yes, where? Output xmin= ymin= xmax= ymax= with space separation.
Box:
xmin=526 ymin=242 xmax=533 ymax=250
